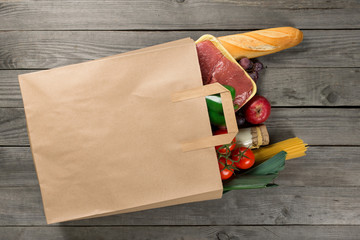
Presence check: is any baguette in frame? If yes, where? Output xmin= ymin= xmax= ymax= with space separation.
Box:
xmin=218 ymin=27 xmax=303 ymax=59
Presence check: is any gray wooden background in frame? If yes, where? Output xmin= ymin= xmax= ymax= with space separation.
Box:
xmin=0 ymin=0 xmax=359 ymax=239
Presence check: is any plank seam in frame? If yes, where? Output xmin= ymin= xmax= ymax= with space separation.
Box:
xmin=1 ymin=224 xmax=360 ymax=227
xmin=1 ymin=28 xmax=360 ymax=32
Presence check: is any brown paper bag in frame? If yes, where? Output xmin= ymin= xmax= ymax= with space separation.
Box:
xmin=19 ymin=38 xmax=238 ymax=224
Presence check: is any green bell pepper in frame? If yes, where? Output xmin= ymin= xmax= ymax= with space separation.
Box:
xmin=208 ymin=109 xmax=226 ymax=126
xmin=206 ymin=85 xmax=236 ymax=126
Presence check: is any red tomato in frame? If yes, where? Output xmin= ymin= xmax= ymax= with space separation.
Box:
xmin=218 ymin=157 xmax=234 ymax=180
xmin=231 ymin=147 xmax=255 ymax=169
xmin=214 ymin=129 xmax=236 ymax=155
xmin=214 ymin=128 xmax=228 ymax=135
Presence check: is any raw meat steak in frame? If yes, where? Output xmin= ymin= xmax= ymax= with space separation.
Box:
xmin=196 ymin=40 xmax=253 ymax=108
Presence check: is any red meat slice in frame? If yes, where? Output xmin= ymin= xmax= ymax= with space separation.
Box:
xmin=209 ymin=57 xmax=253 ymax=107
xmin=196 ymin=40 xmax=253 ymax=108
xmin=196 ymin=40 xmax=223 ymax=85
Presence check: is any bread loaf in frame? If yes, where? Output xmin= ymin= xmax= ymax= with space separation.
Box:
xmin=218 ymin=27 xmax=303 ymax=59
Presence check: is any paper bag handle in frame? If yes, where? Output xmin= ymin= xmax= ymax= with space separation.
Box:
xmin=172 ymin=83 xmax=239 ymax=152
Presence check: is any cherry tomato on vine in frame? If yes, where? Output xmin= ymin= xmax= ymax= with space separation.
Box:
xmin=231 ymin=147 xmax=255 ymax=169
xmin=218 ymin=157 xmax=235 ymax=180
xmin=214 ymin=129 xmax=236 ymax=155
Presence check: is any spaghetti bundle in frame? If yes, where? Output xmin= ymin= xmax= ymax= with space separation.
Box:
xmin=253 ymin=137 xmax=308 ymax=163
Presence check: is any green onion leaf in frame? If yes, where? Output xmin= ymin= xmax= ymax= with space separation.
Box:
xmin=223 ymin=151 xmax=287 ymax=192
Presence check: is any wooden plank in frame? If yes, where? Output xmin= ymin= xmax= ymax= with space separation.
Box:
xmin=0 ymin=185 xmax=359 ymax=225
xmin=258 ymin=68 xmax=360 ymax=107
xmin=0 ymin=0 xmax=359 ymax=30
xmin=0 ymin=108 xmax=28 ymax=145
xmin=0 ymin=108 xmax=358 ymax=146
xmin=0 ymin=70 xmax=23 ymax=108
xmin=2 ymin=68 xmax=359 ymax=108
xmin=0 ymin=147 xmax=37 ymax=187
xmin=1 ymin=226 xmax=360 ymax=240
xmin=266 ymin=108 xmax=360 ymax=145
xmin=0 ymin=30 xmax=359 ymax=69
xmin=1 ymin=146 xmax=359 ymax=188
xmin=276 ymin=147 xmax=360 ymax=187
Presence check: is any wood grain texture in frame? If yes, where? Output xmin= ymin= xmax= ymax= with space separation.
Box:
xmin=0 ymin=185 xmax=359 ymax=225
xmin=276 ymin=147 xmax=360 ymax=187
xmin=0 ymin=0 xmax=359 ymax=30
xmin=1 ymin=146 xmax=359 ymax=188
xmin=257 ymin=68 xmax=360 ymax=107
xmin=0 ymin=30 xmax=359 ymax=69
xmin=266 ymin=108 xmax=360 ymax=145
xmin=0 ymin=70 xmax=23 ymax=108
xmin=1 ymin=226 xmax=360 ymax=240
xmin=0 ymin=0 xmax=359 ymax=235
xmin=0 ymin=108 xmax=359 ymax=146
xmin=0 ymin=108 xmax=28 ymax=145
xmin=0 ymin=147 xmax=37 ymax=187
xmin=2 ymin=68 xmax=359 ymax=108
